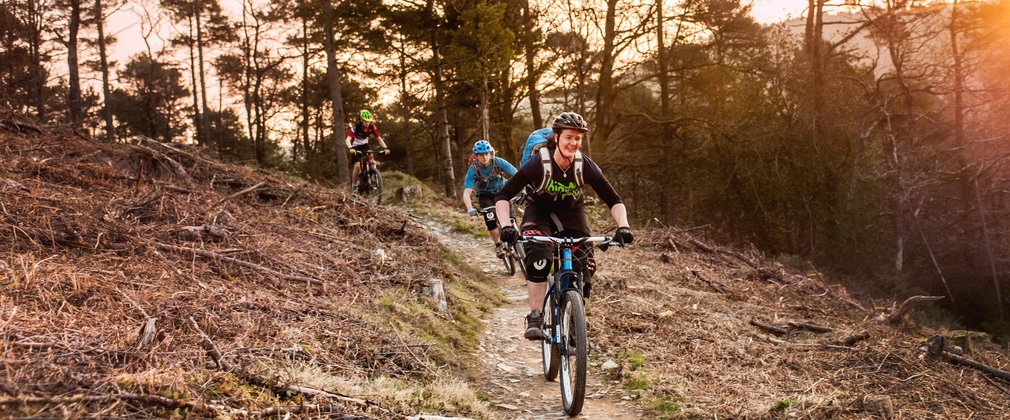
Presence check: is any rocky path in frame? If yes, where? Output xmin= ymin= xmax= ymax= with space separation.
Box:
xmin=419 ymin=217 xmax=642 ymax=419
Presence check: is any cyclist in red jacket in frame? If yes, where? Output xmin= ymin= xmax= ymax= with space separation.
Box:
xmin=345 ymin=109 xmax=388 ymax=189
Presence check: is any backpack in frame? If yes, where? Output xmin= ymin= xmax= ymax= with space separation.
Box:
xmin=469 ymin=154 xmax=502 ymax=187
xmin=531 ymin=147 xmax=583 ymax=195
xmin=519 ymin=127 xmax=553 ymax=166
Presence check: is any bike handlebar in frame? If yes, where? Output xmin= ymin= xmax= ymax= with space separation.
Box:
xmin=518 ymin=235 xmax=623 ymax=247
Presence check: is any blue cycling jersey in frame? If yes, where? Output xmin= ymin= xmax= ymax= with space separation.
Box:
xmin=463 ymin=156 xmax=518 ymax=193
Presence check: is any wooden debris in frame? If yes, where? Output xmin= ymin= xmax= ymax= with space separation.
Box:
xmin=212 ymin=181 xmax=266 ymax=208
xmin=0 ymin=393 xmax=211 ymax=414
xmin=750 ymin=318 xmax=788 ymax=335
xmin=922 ymin=335 xmax=1010 ymax=384
xmin=787 ymin=321 xmax=834 ymax=333
xmin=691 ymin=270 xmax=726 ymax=293
xmin=837 ymin=330 xmax=870 ymax=347
xmin=876 ymin=295 xmax=945 ymax=324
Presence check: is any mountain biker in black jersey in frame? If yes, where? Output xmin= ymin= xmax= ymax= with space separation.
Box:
xmin=345 ymin=109 xmax=388 ymax=190
xmin=462 ymin=139 xmax=518 ymax=257
xmin=494 ymin=112 xmax=634 ymax=339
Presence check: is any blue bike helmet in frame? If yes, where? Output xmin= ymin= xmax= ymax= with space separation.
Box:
xmin=473 ymin=139 xmax=493 ymax=154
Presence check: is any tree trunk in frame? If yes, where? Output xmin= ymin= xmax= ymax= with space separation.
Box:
xmin=28 ymin=0 xmax=47 ymax=121
xmin=187 ymin=15 xmax=203 ymax=145
xmin=195 ymin=0 xmax=212 ymax=150
xmin=67 ymin=0 xmax=83 ymax=127
xmin=521 ymin=0 xmax=542 ymax=129
xmin=300 ymin=15 xmax=310 ymax=159
xmin=397 ymin=34 xmax=415 ymax=175
xmin=432 ymin=41 xmax=456 ymax=198
xmin=480 ymin=81 xmax=489 ymax=141
xmin=591 ymin=0 xmax=619 ymax=155
xmin=323 ymin=0 xmax=349 ymax=183
xmin=95 ymin=0 xmax=114 ymax=142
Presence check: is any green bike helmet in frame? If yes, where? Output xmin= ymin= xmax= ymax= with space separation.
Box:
xmin=359 ymin=109 xmax=374 ymax=122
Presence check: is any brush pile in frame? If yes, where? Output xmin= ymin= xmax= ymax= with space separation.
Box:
xmin=0 ymin=114 xmax=451 ymax=418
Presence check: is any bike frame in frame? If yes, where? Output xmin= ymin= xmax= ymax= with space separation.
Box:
xmin=521 ymin=236 xmax=615 ymax=340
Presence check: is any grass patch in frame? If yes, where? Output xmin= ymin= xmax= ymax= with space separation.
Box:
xmin=772 ymin=398 xmax=795 ymax=411
xmin=625 ymin=350 xmax=646 ymax=371
xmin=624 ymin=376 xmax=651 ymax=391
xmin=450 ymin=216 xmax=489 ymax=238
xmin=649 ymin=397 xmax=683 ymax=419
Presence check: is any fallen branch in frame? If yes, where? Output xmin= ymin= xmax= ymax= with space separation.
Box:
xmin=0 ymin=393 xmax=210 ymax=414
xmin=156 ymin=242 xmax=323 ymax=285
xmin=188 ymin=318 xmax=392 ymax=416
xmin=212 ymin=181 xmax=266 ymax=208
xmin=922 ymin=335 xmax=1010 ymax=383
xmin=691 ymin=270 xmax=725 ymax=293
xmin=787 ymin=321 xmax=834 ymax=334
xmin=750 ymin=318 xmax=788 ymax=335
xmin=688 ymin=238 xmax=757 ymax=268
xmin=129 ymin=144 xmax=188 ymax=178
xmin=876 ymin=296 xmax=945 ymax=324
xmin=0 ymin=120 xmax=43 ymax=134
xmin=767 ymin=337 xmax=855 ymax=351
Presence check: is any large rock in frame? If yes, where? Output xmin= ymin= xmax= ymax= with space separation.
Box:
xmin=397 ymin=184 xmax=423 ymax=203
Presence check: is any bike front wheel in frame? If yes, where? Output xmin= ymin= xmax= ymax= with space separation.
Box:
xmin=503 ymin=251 xmax=516 ymax=276
xmin=368 ymin=169 xmax=383 ymax=205
xmin=541 ymin=295 xmax=559 ymax=381
xmin=514 ymin=244 xmax=528 ymax=278
xmin=558 ymin=290 xmax=587 ymax=416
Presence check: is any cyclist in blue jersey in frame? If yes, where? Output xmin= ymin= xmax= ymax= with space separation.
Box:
xmin=463 ymin=139 xmax=518 ymax=257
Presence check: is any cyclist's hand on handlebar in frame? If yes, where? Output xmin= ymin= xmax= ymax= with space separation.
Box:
xmin=500 ymin=226 xmax=519 ymax=245
xmin=615 ymin=227 xmax=634 ymax=245
xmin=348 ymin=149 xmax=359 ymax=156
xmin=381 ymin=149 xmax=390 ymax=155
xmin=467 ymin=208 xmax=478 ymax=217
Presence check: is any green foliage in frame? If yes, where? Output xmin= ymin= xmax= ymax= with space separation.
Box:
xmin=110 ymin=53 xmax=190 ymax=142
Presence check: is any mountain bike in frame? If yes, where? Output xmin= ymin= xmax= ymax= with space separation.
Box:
xmin=352 ymin=149 xmax=385 ymax=205
xmin=519 ymin=234 xmax=621 ymax=416
xmin=474 ymin=206 xmax=525 ymax=276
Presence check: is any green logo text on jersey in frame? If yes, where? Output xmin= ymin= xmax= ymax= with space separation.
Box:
xmin=545 ymin=179 xmax=581 ymax=200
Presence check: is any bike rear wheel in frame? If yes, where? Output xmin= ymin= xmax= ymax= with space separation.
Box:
xmin=558 ymin=290 xmax=587 ymax=416
xmin=541 ymin=295 xmax=559 ymax=381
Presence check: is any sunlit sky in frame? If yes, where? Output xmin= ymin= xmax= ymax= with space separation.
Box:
xmin=105 ymin=1 xmax=812 ymax=64
xmin=749 ymin=0 xmax=809 ymax=24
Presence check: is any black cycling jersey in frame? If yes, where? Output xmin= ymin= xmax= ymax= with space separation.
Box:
xmin=494 ymin=148 xmax=623 ymax=210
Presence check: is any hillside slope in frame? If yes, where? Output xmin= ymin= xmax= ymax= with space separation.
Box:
xmin=1 ymin=114 xmax=1008 ymax=419
xmin=0 ymin=118 xmax=503 ymax=418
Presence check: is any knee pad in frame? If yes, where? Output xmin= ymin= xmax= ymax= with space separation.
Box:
xmin=522 ymin=231 xmax=551 ymax=282
xmin=483 ymin=211 xmax=497 ymax=230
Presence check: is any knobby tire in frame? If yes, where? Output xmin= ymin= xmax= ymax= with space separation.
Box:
xmin=559 ymin=290 xmax=587 ymax=416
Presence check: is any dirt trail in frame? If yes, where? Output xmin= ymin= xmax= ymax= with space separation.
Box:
xmin=418 ymin=217 xmax=642 ymax=419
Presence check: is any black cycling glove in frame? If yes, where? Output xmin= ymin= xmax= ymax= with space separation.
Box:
xmin=500 ymin=226 xmax=520 ymax=245
xmin=615 ymin=227 xmax=634 ymax=245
